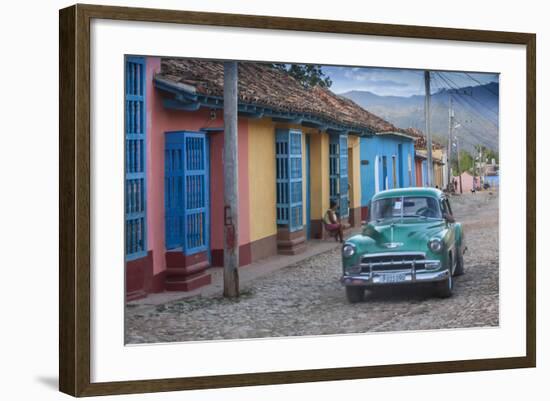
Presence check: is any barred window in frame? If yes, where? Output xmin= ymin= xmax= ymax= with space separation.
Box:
xmin=125 ymin=57 xmax=147 ymax=260
xmin=329 ymin=134 xmax=349 ymax=218
xmin=276 ymin=129 xmax=303 ymax=231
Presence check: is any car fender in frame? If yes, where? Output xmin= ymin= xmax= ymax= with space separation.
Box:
xmin=454 ymin=222 xmax=464 ymax=249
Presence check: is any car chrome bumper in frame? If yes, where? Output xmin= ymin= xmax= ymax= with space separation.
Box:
xmin=341 ymin=268 xmax=449 ymax=287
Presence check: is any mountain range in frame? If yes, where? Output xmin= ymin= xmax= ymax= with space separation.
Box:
xmin=340 ymin=82 xmax=499 ymax=153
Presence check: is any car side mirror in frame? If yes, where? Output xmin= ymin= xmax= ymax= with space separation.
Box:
xmin=444 ymin=213 xmax=455 ymax=223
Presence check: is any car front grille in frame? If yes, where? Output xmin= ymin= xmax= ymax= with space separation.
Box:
xmin=360 ymin=252 xmax=427 ymax=273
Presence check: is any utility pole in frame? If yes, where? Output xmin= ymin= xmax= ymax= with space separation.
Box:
xmin=478 ymin=145 xmax=483 ymax=190
xmin=223 ymin=61 xmax=239 ymax=298
xmin=473 ymin=145 xmax=476 ymax=191
xmin=447 ymin=94 xmax=454 ymax=191
xmin=455 ymin=136 xmax=463 ymax=194
xmin=424 ymin=71 xmax=433 ymax=187
xmin=473 ymin=144 xmax=481 ymax=192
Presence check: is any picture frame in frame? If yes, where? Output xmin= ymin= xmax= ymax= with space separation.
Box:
xmin=59 ymin=3 xmax=536 ymax=397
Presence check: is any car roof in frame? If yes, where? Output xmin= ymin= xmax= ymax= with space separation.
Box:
xmin=371 ymin=187 xmax=444 ymax=201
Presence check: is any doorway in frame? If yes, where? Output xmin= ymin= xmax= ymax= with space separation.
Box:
xmin=164 ymin=131 xmax=210 ymax=255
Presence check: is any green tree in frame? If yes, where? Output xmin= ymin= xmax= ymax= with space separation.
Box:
xmin=273 ymin=63 xmax=333 ymax=88
xmin=458 ymin=150 xmax=474 ymax=174
xmin=472 ymin=145 xmax=498 ymax=165
xmin=485 ymin=148 xmax=499 ymax=164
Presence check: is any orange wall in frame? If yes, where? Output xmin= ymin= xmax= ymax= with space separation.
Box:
xmin=209 ymin=122 xmax=250 ymax=250
xmin=415 ymin=158 xmax=423 ymax=187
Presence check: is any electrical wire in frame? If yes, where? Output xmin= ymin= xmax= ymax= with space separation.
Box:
xmin=435 ymin=72 xmax=499 ymax=118
xmin=464 ymin=72 xmax=499 ymax=97
xmin=429 ymin=73 xmax=497 ymax=152
xmin=431 ymin=73 xmax=499 ymax=129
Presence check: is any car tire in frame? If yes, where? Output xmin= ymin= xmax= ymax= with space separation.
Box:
xmin=346 ymin=286 xmax=365 ymax=303
xmin=435 ymin=267 xmax=453 ymax=298
xmin=454 ymin=247 xmax=465 ymax=276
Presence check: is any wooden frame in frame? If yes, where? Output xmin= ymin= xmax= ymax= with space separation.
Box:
xmin=59 ymin=3 xmax=536 ymax=397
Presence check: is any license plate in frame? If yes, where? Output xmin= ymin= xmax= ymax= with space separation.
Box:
xmin=379 ymin=272 xmax=407 ymax=283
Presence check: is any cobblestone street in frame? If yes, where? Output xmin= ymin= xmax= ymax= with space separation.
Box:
xmin=126 ymin=191 xmax=499 ymax=344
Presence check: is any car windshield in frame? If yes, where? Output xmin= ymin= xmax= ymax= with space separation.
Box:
xmin=370 ymin=196 xmax=442 ymax=222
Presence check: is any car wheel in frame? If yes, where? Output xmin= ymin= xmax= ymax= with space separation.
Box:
xmin=435 ymin=267 xmax=454 ymax=298
xmin=346 ymin=286 xmax=365 ymax=303
xmin=454 ymin=247 xmax=465 ymax=276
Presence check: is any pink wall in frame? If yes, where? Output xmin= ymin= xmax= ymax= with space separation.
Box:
xmin=146 ymin=57 xmax=164 ymax=275
xmin=210 ymin=133 xmax=225 ymax=250
xmin=145 ymin=56 xmax=251 ymax=274
xmin=453 ymin=172 xmax=480 ymax=193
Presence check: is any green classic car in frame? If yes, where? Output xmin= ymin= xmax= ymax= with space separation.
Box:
xmin=341 ymin=187 xmax=466 ymax=303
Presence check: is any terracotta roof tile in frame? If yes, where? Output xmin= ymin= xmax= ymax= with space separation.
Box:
xmin=158 ymin=58 xmax=398 ymax=133
xmin=400 ymin=127 xmax=445 ymax=150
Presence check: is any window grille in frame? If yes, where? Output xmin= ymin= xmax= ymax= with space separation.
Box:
xmin=329 ymin=134 xmax=349 ymax=218
xmin=125 ymin=57 xmax=147 ymax=260
xmin=276 ymin=129 xmax=303 ymax=231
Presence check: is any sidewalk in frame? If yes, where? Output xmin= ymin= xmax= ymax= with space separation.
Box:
xmin=127 ymin=228 xmax=361 ymax=307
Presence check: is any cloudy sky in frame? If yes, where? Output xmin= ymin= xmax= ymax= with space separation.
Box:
xmin=323 ymin=66 xmax=499 ymax=97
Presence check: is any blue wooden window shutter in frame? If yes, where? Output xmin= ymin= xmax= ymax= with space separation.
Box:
xmin=339 ymin=134 xmax=349 ymax=218
xmin=276 ymin=129 xmax=303 ymax=231
xmin=329 ymin=134 xmax=349 ymax=218
xmin=125 ymin=56 xmax=147 ymax=260
xmin=165 ymin=132 xmax=209 ymax=255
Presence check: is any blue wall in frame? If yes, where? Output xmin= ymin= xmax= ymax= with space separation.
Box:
xmin=360 ymin=135 xmax=416 ymax=207
xmin=484 ymin=175 xmax=499 ymax=188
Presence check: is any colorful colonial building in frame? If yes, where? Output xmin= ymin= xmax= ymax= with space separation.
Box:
xmin=402 ymin=128 xmax=447 ymax=190
xmin=124 ymin=57 xmax=408 ymax=300
xmin=359 ymin=132 xmax=416 ymax=220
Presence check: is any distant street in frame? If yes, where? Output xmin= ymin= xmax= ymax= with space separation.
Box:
xmin=126 ymin=191 xmax=499 ymax=344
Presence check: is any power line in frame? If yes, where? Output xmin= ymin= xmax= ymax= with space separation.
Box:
xmin=452 ymin=90 xmax=499 ymax=125
xmin=432 ymin=73 xmax=499 ymax=129
xmin=429 ymin=75 xmax=496 ymax=153
xmin=464 ymin=72 xmax=499 ymax=97
xmin=453 ymin=119 xmax=495 ymax=149
xmin=456 ymin=133 xmax=489 ymax=151
xmin=435 ymin=72 xmax=499 ymax=118
xmin=431 ymin=74 xmax=498 ymax=153
xmin=431 ymin=74 xmax=498 ymax=137
xmin=454 ymin=115 xmax=495 ymax=146
xmin=437 ymin=73 xmax=500 ymax=119
xmin=451 ymin=94 xmax=499 ymax=129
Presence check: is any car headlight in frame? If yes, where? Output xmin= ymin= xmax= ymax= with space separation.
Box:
xmin=342 ymin=243 xmax=356 ymax=258
xmin=428 ymin=238 xmax=443 ymax=253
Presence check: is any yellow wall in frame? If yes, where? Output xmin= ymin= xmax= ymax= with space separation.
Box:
xmin=434 ymin=163 xmax=444 ymax=188
xmin=432 ymin=148 xmax=443 ymax=160
xmin=310 ymin=132 xmax=330 ymax=220
xmin=248 ymin=120 xmax=336 ymax=239
xmin=247 ymin=118 xmax=277 ymax=242
xmin=430 ymin=149 xmax=444 ymax=187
